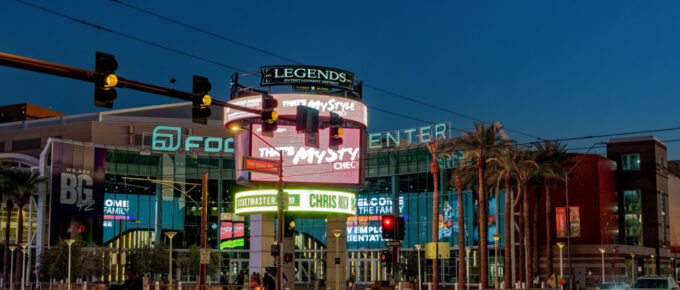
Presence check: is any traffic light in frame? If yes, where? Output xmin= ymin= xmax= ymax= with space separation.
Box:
xmin=284 ymin=214 xmax=295 ymax=238
xmin=94 ymin=52 xmax=118 ymax=108
xmin=329 ymin=112 xmax=343 ymax=149
xmin=380 ymin=251 xmax=392 ymax=263
xmin=261 ymin=93 xmax=278 ymax=135
xmin=395 ymin=216 xmax=405 ymax=240
xmin=381 ymin=215 xmax=395 ymax=240
xmin=284 ymin=253 xmax=293 ymax=263
xmin=192 ymin=75 xmax=212 ymax=124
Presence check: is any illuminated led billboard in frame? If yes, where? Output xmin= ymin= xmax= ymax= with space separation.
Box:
xmin=248 ymin=124 xmax=362 ymax=184
xmin=234 ymin=189 xmax=356 ymax=216
xmin=224 ymin=93 xmax=368 ymax=127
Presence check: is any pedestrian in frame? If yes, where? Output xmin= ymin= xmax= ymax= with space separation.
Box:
xmin=220 ymin=271 xmax=228 ymax=285
xmin=263 ymin=272 xmax=275 ymax=290
xmin=121 ymin=270 xmax=142 ymax=290
xmin=234 ymin=270 xmax=245 ymax=286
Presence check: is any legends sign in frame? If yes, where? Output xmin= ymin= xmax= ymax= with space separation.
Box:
xmin=261 ymin=66 xmax=355 ymax=91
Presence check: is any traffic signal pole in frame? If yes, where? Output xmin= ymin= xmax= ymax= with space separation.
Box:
xmin=200 ymin=172 xmax=208 ymax=289
xmin=0 ymin=52 xmax=300 ymax=122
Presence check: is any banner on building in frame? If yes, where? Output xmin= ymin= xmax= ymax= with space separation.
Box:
xmin=50 ymin=141 xmax=106 ymax=244
xmin=556 ymin=206 xmax=581 ymax=238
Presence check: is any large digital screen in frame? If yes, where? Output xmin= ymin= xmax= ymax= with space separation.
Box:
xmin=249 ymin=124 xmax=362 ymax=184
xmin=224 ymin=93 xmax=368 ymax=127
xmin=102 ymin=193 xmax=185 ymax=243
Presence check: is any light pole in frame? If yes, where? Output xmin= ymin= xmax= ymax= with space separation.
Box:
xmin=564 ymin=142 xmax=603 ymax=289
xmin=631 ymin=254 xmax=636 ymax=284
xmin=492 ymin=234 xmax=501 ymax=288
xmin=598 ymin=248 xmax=605 ymax=284
xmin=671 ymin=258 xmax=675 ymax=278
xmin=166 ymin=232 xmax=177 ymax=289
xmin=415 ymin=244 xmax=422 ymax=290
xmin=465 ymin=248 xmax=471 ymax=290
xmin=65 ymin=239 xmax=76 ymax=290
xmin=19 ymin=243 xmax=27 ymax=290
xmin=557 ymin=243 xmax=565 ymax=289
xmin=9 ymin=245 xmax=16 ymax=290
xmin=231 ymin=125 xmax=284 ymax=290
xmin=651 ymin=254 xmax=656 ymax=276
xmin=333 ymin=230 xmax=342 ymax=290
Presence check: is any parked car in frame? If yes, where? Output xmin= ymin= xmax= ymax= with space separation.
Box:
xmin=599 ymin=282 xmax=629 ymax=290
xmin=631 ymin=276 xmax=679 ymax=289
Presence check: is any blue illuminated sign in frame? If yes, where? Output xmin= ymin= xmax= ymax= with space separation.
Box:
xmin=152 ymin=126 xmax=234 ymax=153
xmin=102 ymin=193 xmax=185 ymax=243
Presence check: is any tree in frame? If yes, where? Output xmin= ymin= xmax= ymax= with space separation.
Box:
xmin=488 ymin=145 xmax=519 ymax=288
xmin=533 ymin=141 xmax=567 ymax=279
xmin=455 ymin=123 xmax=500 ymax=288
xmin=38 ymin=239 xmax=85 ymax=281
xmin=514 ymin=150 xmax=538 ymax=285
xmin=81 ymin=245 xmax=112 ymax=281
xmin=1 ymin=168 xmax=44 ymax=283
xmin=177 ymin=245 xmax=221 ymax=279
xmin=127 ymin=244 xmax=168 ymax=278
xmin=421 ymin=135 xmax=444 ymax=290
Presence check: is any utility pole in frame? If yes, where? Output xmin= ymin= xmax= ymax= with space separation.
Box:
xmin=200 ymin=172 xmax=208 ymax=289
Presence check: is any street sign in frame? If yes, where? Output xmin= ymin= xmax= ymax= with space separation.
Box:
xmin=200 ymin=249 xmax=211 ymax=264
xmin=424 ymin=242 xmax=450 ymax=259
xmin=385 ymin=241 xmax=402 ymax=247
xmin=271 ymin=244 xmax=280 ymax=257
xmin=243 ymin=156 xmax=280 ymax=175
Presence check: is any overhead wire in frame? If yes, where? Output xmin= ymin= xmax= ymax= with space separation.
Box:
xmin=107 ymin=0 xmax=544 ymax=141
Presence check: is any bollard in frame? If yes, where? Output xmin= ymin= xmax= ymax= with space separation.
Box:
xmin=541 ymin=281 xmax=545 ymax=288
xmin=455 ymin=283 xmax=459 ymax=290
xmin=178 ymin=281 xmax=182 ymax=290
xmin=155 ymin=280 xmax=160 ymax=290
xmin=83 ymin=281 xmax=87 ymax=290
xmin=427 ymin=282 xmax=432 ymax=290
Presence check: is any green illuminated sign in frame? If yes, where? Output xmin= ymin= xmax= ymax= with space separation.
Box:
xmin=234 ymin=189 xmax=356 ymax=216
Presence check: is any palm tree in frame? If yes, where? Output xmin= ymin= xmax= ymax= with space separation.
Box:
xmin=455 ymin=123 xmax=500 ymax=288
xmin=421 ymin=135 xmax=445 ymax=290
xmin=3 ymin=168 xmax=44 ymax=283
xmin=533 ymin=141 xmax=567 ymax=278
xmin=488 ymin=145 xmax=519 ymax=288
xmin=514 ymin=151 xmax=538 ymax=286
xmin=0 ymin=166 xmax=15 ymax=283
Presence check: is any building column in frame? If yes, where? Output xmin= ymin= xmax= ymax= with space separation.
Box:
xmin=327 ymin=215 xmax=347 ymax=290
xmin=249 ymin=214 xmax=276 ymax=278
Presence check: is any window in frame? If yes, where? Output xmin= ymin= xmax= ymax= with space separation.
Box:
xmin=623 ymin=190 xmax=641 ymax=212
xmin=659 ymin=156 xmax=665 ymax=173
xmin=622 ymin=154 xmax=641 ymax=170
xmin=11 ymin=138 xmax=41 ymax=151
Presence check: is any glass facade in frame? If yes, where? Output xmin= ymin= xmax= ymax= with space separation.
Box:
xmin=623 ymin=190 xmax=642 ymax=246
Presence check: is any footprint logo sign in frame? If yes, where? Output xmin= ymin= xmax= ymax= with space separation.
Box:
xmin=152 ymin=126 xmax=181 ymax=152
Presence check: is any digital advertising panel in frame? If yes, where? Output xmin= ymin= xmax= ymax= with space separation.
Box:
xmin=224 ymin=93 xmax=368 ymax=127
xmin=556 ymin=206 xmax=581 ymax=238
xmin=102 ymin=193 xmax=185 ymax=243
xmin=248 ymin=124 xmax=362 ymax=185
xmin=234 ymin=189 xmax=356 ymax=216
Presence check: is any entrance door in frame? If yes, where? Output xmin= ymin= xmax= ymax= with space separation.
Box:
xmin=229 ymin=259 xmax=249 ymax=283
xmin=296 ymin=259 xmax=323 ymax=282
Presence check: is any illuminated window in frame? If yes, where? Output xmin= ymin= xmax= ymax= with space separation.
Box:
xmin=622 ymin=154 xmax=641 ymax=170
xmin=623 ymin=189 xmax=642 ymax=246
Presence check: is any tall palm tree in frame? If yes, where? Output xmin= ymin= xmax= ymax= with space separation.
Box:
xmin=455 ymin=123 xmax=500 ymax=288
xmin=0 ymin=166 xmax=15 ymax=283
xmin=422 ymin=135 xmax=444 ymax=290
xmin=514 ymin=151 xmax=538 ymax=286
xmin=3 ymin=168 xmax=44 ymax=283
xmin=488 ymin=145 xmax=519 ymax=288
xmin=533 ymin=141 xmax=567 ymax=278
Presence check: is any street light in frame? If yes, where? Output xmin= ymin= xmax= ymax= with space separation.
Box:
xmin=492 ymin=234 xmax=501 ymax=289
xmin=231 ymin=125 xmax=285 ymax=290
xmin=333 ymin=230 xmax=342 ymax=290
xmin=465 ymin=248 xmax=471 ymax=290
xmin=631 ymin=254 xmax=636 ymax=284
xmin=165 ymin=232 xmax=177 ymax=290
xmin=651 ymin=254 xmax=656 ymax=276
xmin=599 ymin=248 xmax=605 ymax=284
xmin=670 ymin=258 xmax=675 ymax=278
xmin=65 ymin=239 xmax=76 ymax=290
xmin=9 ymin=245 xmax=16 ymax=290
xmin=415 ymin=244 xmax=422 ymax=290
xmin=19 ymin=242 xmax=27 ymax=290
xmin=557 ymin=243 xmax=565 ymax=289
xmin=564 ymin=142 xmax=604 ymax=289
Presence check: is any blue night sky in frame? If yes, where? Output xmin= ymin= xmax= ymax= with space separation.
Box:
xmin=2 ymin=1 xmax=680 ymax=158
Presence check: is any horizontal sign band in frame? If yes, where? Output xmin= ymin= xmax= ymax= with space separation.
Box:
xmin=234 ymin=189 xmax=356 ymax=216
